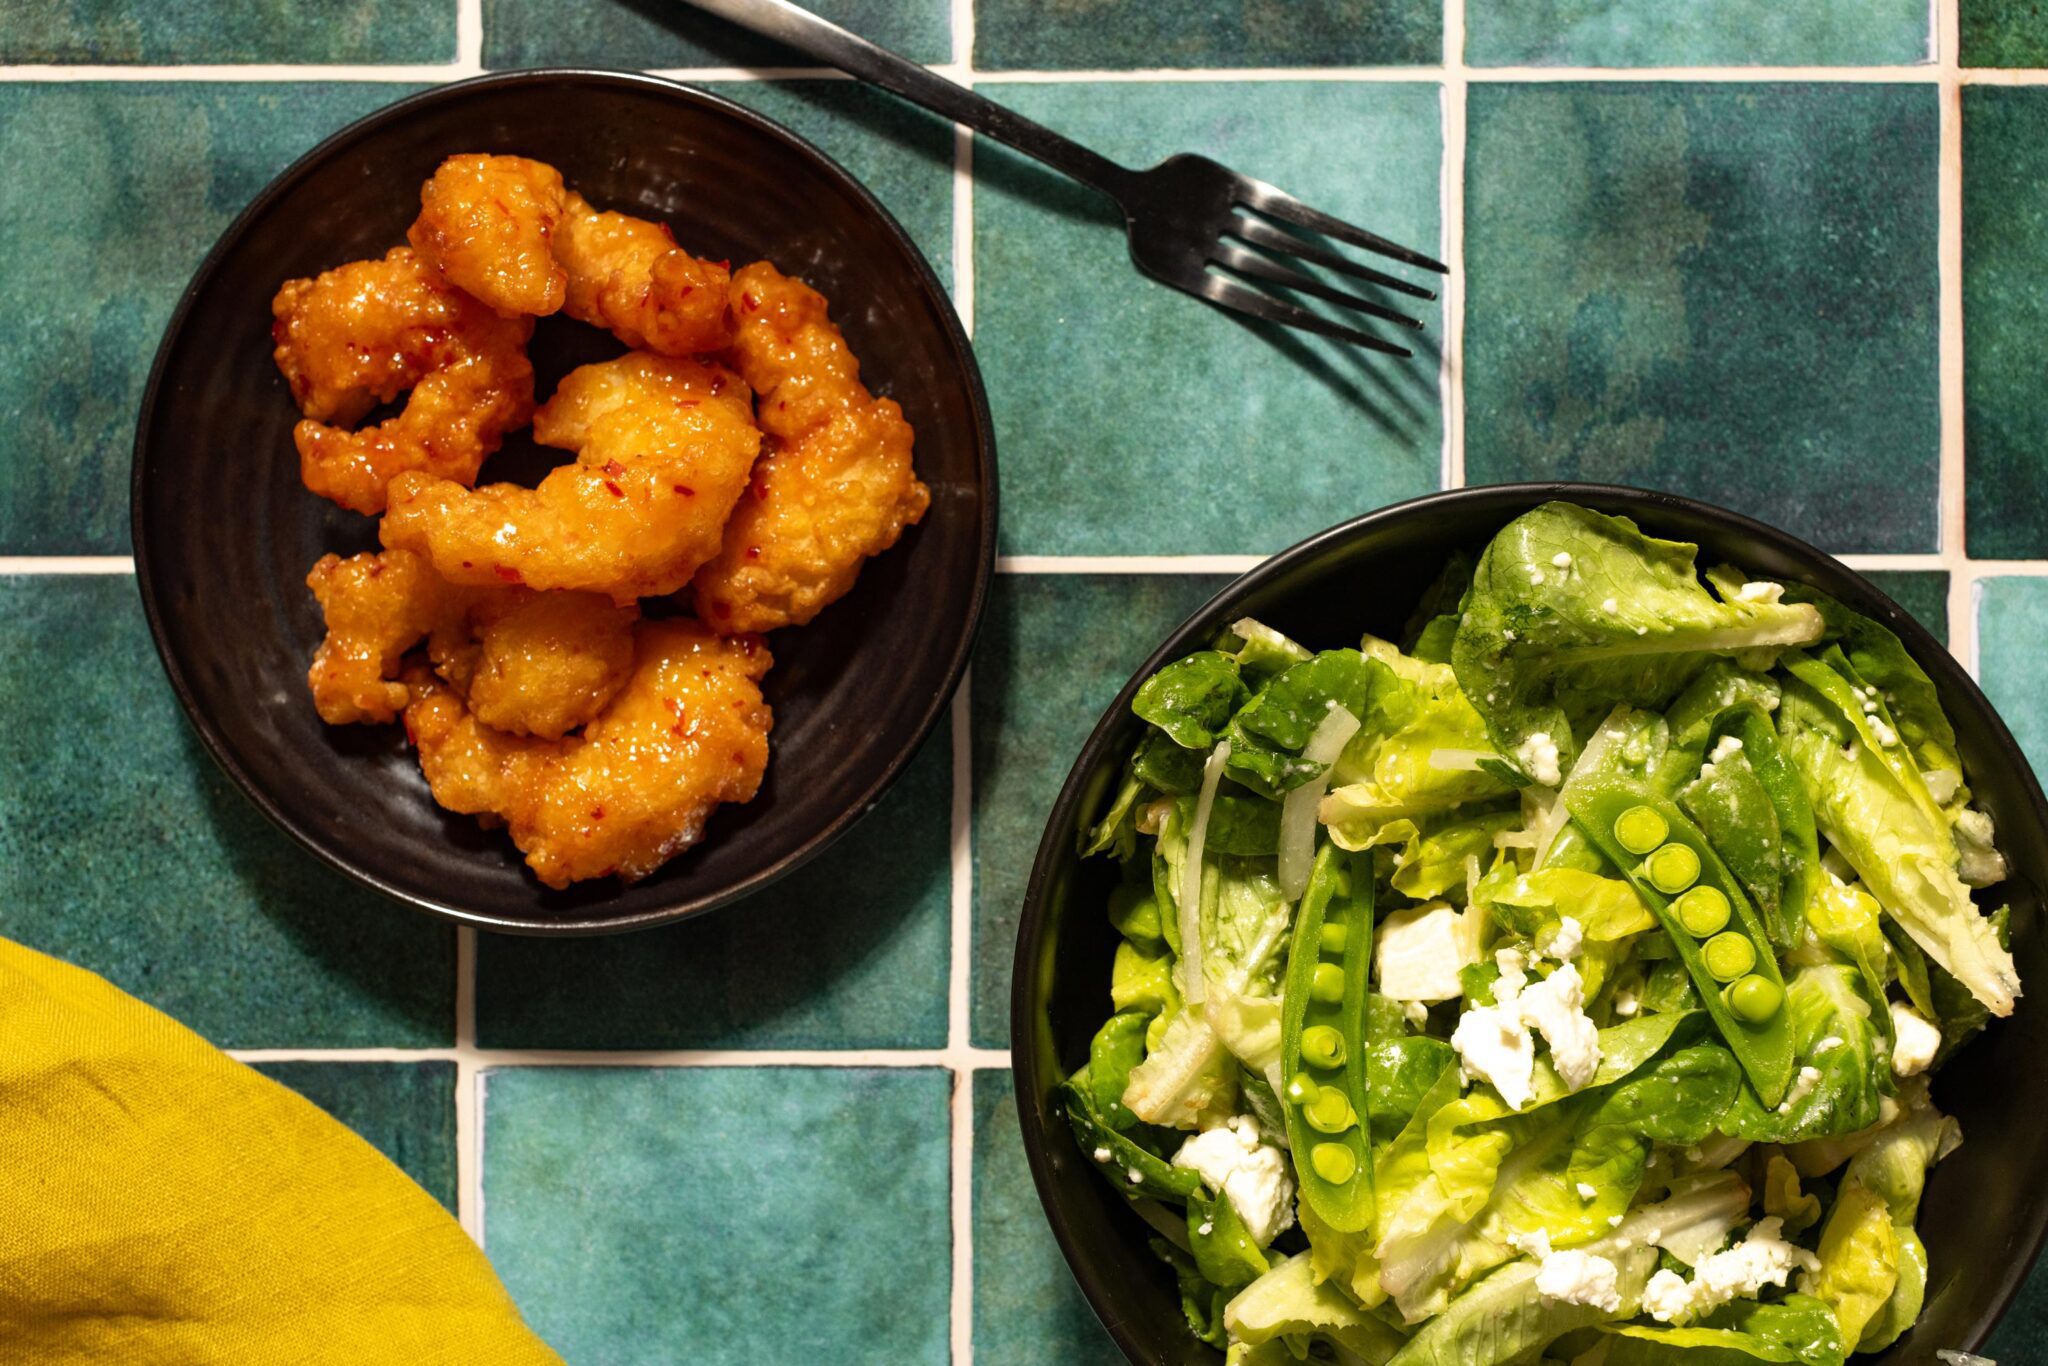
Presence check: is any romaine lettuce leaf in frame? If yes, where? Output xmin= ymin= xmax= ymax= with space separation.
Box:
xmin=1384 ymin=1248 xmax=1658 ymax=1366
xmin=1134 ymin=650 xmax=1249 ymax=749
xmin=1224 ymin=1251 xmax=1409 ymax=1362
xmin=1718 ymin=965 xmax=1890 ymax=1143
xmin=1122 ymin=1007 xmax=1237 ymax=1129
xmin=1600 ymin=1293 xmax=1846 ymax=1365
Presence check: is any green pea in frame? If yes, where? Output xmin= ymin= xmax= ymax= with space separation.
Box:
xmin=1646 ymin=843 xmax=1701 ymax=894
xmin=1614 ymin=805 xmax=1669 ymax=855
xmin=1318 ymin=922 xmax=1348 ymax=956
xmin=1702 ymin=931 xmax=1757 ymax=983
xmin=1725 ymin=973 xmax=1784 ymax=1022
xmin=1310 ymin=963 xmax=1345 ymax=1004
xmin=1674 ymin=885 xmax=1732 ymax=938
xmin=1285 ymin=1072 xmax=1316 ymax=1104
xmin=1300 ymin=1025 xmax=1347 ymax=1069
xmin=1310 ymin=1142 xmax=1358 ymax=1185
xmin=1304 ymin=1087 xmax=1357 ymax=1135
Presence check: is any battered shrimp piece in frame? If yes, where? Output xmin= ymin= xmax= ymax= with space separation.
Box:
xmin=380 ymin=353 xmax=760 ymax=602
xmin=692 ymin=261 xmax=930 ymax=633
xmin=554 ymin=191 xmax=735 ymax=355
xmin=408 ymin=154 xmax=569 ymax=318
xmin=275 ymin=247 xmax=537 ymax=515
xmin=307 ymin=548 xmax=636 ymax=736
xmin=403 ymin=621 xmax=773 ymax=888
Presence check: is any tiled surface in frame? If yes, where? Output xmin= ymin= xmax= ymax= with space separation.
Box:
xmin=9 ymin=1 xmax=2048 ymax=1362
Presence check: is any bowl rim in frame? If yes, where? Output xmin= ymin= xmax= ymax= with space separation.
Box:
xmin=1010 ymin=479 xmax=2048 ymax=1361
xmin=129 ymin=67 xmax=998 ymax=936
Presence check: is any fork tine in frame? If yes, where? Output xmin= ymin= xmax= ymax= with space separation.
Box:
xmin=1237 ymin=177 xmax=1447 ymax=274
xmin=1211 ymin=241 xmax=1424 ymax=331
xmin=1229 ymin=216 xmax=1437 ymax=301
xmin=1195 ymin=274 xmax=1412 ymax=357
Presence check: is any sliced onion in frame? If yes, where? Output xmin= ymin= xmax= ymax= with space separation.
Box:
xmin=1180 ymin=740 xmax=1231 ymax=1006
xmin=1278 ymin=705 xmax=1362 ymax=902
xmin=1426 ymin=747 xmax=1493 ymax=772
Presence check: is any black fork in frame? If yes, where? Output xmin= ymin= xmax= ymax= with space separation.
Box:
xmin=682 ymin=0 xmax=1448 ymax=357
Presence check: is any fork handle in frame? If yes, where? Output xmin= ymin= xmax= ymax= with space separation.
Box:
xmin=680 ymin=0 xmax=1133 ymax=196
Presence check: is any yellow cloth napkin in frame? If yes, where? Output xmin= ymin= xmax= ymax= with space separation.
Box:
xmin=0 ymin=937 xmax=563 ymax=1365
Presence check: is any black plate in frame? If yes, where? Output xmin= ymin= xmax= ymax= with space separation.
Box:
xmin=1013 ymin=483 xmax=2048 ymax=1363
xmin=132 ymin=70 xmax=994 ymax=934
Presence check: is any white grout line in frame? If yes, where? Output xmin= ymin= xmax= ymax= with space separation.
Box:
xmin=644 ymin=65 xmax=852 ymax=82
xmin=0 ymin=556 xmax=134 ymax=574
xmin=1440 ymin=0 xmax=1468 ymax=490
xmin=0 ymin=62 xmax=466 ymax=81
xmin=454 ymin=925 xmax=482 ymax=1243
xmin=946 ymin=679 xmax=978 ymax=1366
xmin=996 ymin=554 xmax=1262 ymax=574
xmin=1936 ymin=0 xmax=1977 ymax=669
xmin=453 ymin=0 xmax=483 ymax=77
xmin=231 ymin=1044 xmax=1015 ymax=1068
xmin=229 ymin=1046 xmax=461 ymax=1063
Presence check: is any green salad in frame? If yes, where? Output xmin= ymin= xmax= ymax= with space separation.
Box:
xmin=1065 ymin=502 xmax=2018 ymax=1366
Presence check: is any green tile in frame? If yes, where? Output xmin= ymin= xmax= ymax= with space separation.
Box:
xmin=972 ymin=574 xmax=1228 ymax=1046
xmin=1464 ymin=83 xmax=1940 ymax=555
xmin=1963 ymin=0 xmax=2048 ymax=66
xmin=974 ymin=81 xmax=1443 ymax=557
xmin=1977 ymin=579 xmax=2048 ymax=781
xmin=1986 ymin=1248 xmax=2048 ymax=1359
xmin=3 ymin=0 xmax=454 ymax=63
xmin=252 ymin=1061 xmax=458 ymax=1212
xmin=975 ymin=0 xmax=1439 ymax=69
xmin=0 ymin=577 xmax=455 ymax=1048
xmin=1965 ymin=88 xmax=2048 ymax=558
xmin=709 ymin=80 xmax=955 ymax=290
xmin=0 ymin=82 xmax=420 ymax=555
xmin=483 ymin=0 xmax=950 ymax=68
xmin=483 ymin=1066 xmax=951 ymax=1363
xmin=973 ymin=1069 xmax=1122 ymax=1366
xmin=1860 ymin=570 xmax=1949 ymax=645
xmin=476 ymin=729 xmax=950 ymax=1050
xmin=1466 ymin=0 xmax=1928 ymax=66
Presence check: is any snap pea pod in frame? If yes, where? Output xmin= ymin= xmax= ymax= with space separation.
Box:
xmin=1089 ymin=1010 xmax=1151 ymax=1130
xmin=1061 ymin=1069 xmax=1202 ymax=1203
xmin=1188 ymin=1191 xmax=1270 ymax=1290
xmin=1714 ymin=702 xmax=1820 ymax=947
xmin=1565 ymin=779 xmax=1794 ymax=1108
xmin=1279 ymin=844 xmax=1375 ymax=1233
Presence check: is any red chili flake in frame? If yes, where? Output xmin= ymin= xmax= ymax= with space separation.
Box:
xmin=604 ymin=480 xmax=624 ymax=498
xmin=460 ymin=560 xmax=474 ymax=569
xmin=590 ymin=804 xmax=606 ymax=820
xmin=750 ymin=472 xmax=772 ymax=502
xmin=493 ymin=565 xmax=523 ymax=584
xmin=672 ymin=484 xmax=695 ymax=497
xmin=367 ymin=561 xmax=385 ymax=578
xmin=270 ymin=320 xmax=290 ymax=344
xmin=731 ymin=750 xmax=747 ymax=765
xmin=657 ymin=222 xmax=676 ymax=243
xmin=603 ymin=459 xmax=627 ymax=477
xmin=741 ymin=293 xmax=758 ymax=312
xmin=715 ymin=259 xmax=731 ymax=271
xmin=679 ymin=285 xmax=693 ymax=298
xmin=744 ymin=546 xmax=761 ymax=561
xmin=736 ymin=634 xmax=763 ymax=656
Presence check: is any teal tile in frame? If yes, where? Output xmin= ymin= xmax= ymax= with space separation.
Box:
xmin=974 ymin=81 xmax=1443 ymax=557
xmin=1860 ymin=570 xmax=1949 ymax=645
xmin=972 ymin=574 xmax=1228 ymax=1046
xmin=1464 ymin=84 xmax=1940 ymax=555
xmin=252 ymin=1061 xmax=458 ymax=1212
xmin=1977 ymin=579 xmax=2048 ymax=781
xmin=483 ymin=0 xmax=949 ymax=68
xmin=1963 ymin=0 xmax=2048 ymax=66
xmin=973 ymin=1069 xmax=1122 ymax=1366
xmin=484 ymin=1066 xmax=952 ymax=1363
xmin=4 ymin=0 xmax=454 ymax=63
xmin=0 ymin=82 xmax=419 ymax=555
xmin=0 ymin=577 xmax=455 ymax=1048
xmin=1466 ymin=0 xmax=1928 ymax=67
xmin=476 ymin=729 xmax=950 ymax=1050
xmin=1987 ymin=1251 xmax=2048 ymax=1359
xmin=709 ymin=80 xmax=955 ymax=289
xmin=1965 ymin=88 xmax=2048 ymax=558
xmin=974 ymin=0 xmax=1438 ymax=69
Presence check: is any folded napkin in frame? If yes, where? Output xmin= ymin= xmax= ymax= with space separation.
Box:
xmin=0 ymin=938 xmax=563 ymax=1365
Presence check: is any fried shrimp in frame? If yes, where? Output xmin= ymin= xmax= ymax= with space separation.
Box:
xmin=403 ymin=621 xmax=772 ymax=888
xmin=380 ymin=352 xmax=760 ymax=602
xmin=275 ymin=246 xmax=536 ymax=515
xmin=554 ymin=191 xmax=735 ymax=355
xmin=692 ymin=261 xmax=930 ymax=633
xmin=307 ymin=548 xmax=636 ymax=737
xmin=407 ymin=154 xmax=569 ymax=318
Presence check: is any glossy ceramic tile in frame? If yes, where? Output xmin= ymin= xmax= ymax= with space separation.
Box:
xmin=1964 ymin=88 xmax=2048 ymax=559
xmin=1977 ymin=579 xmax=2048 ymax=777
xmin=973 ymin=0 xmax=1439 ymax=70
xmin=1463 ymin=82 xmax=1941 ymax=554
xmin=972 ymin=1069 xmax=1122 ymax=1365
xmin=971 ymin=573 xmax=1229 ymax=1046
xmin=253 ymin=1061 xmax=459 ymax=1211
xmin=1962 ymin=0 xmax=2048 ymax=67
xmin=482 ymin=1066 xmax=952 ymax=1363
xmin=475 ymin=730 xmax=950 ymax=1050
xmin=3 ymin=0 xmax=454 ymax=64
xmin=973 ymin=80 xmax=1444 ymax=557
xmin=1861 ymin=569 xmax=1949 ymax=644
xmin=0 ymin=82 xmax=418 ymax=555
xmin=0 ymin=577 xmax=455 ymax=1048
xmin=482 ymin=0 xmax=951 ymax=68
xmin=1465 ymin=0 xmax=1930 ymax=67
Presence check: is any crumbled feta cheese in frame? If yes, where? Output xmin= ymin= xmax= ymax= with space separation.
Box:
xmin=1092 ymin=1146 xmax=1112 ymax=1162
xmin=1495 ymin=946 xmax=1530 ymax=997
xmin=1576 ymin=1181 xmax=1599 ymax=1200
xmin=1548 ymin=916 xmax=1584 ymax=961
xmin=1613 ymin=985 xmax=1640 ymax=1018
xmin=1376 ymin=901 xmax=1483 ymax=1003
xmin=1452 ymin=998 xmax=1537 ymax=1110
xmin=1535 ymin=1249 xmax=1623 ymax=1313
xmin=1813 ymin=1036 xmax=1844 ymax=1056
xmin=1552 ymin=552 xmax=1574 ymax=569
xmin=1172 ymin=1117 xmax=1297 ymax=1246
xmin=1126 ymin=1168 xmax=1143 ymax=1185
xmin=1508 ymin=1227 xmax=1553 ymax=1259
xmin=1528 ymin=570 xmax=1545 ymax=586
xmin=1708 ymin=735 xmax=1744 ymax=765
xmin=1777 ymin=1065 xmax=1823 ymax=1115
xmin=1635 ymin=625 xmax=1649 ymax=636
xmin=1453 ymin=958 xmax=1601 ymax=1108
xmin=1601 ymin=597 xmax=1619 ymax=614
xmin=1735 ymin=581 xmax=1785 ymax=604
xmin=1891 ymin=1002 xmax=1942 ymax=1077
xmin=1401 ymin=999 xmax=1429 ymax=1027
xmin=1646 ymin=1218 xmax=1819 ymax=1324
xmin=1607 ymin=1214 xmax=1625 ymax=1228
xmin=1519 ymin=963 xmax=1602 ymax=1092
xmin=1515 ymin=731 xmax=1562 ymax=787
xmin=1954 ymin=806 xmax=2009 ymax=886
xmin=1197 ymin=1221 xmax=1214 ymax=1236
xmin=1868 ymin=714 xmax=1899 ymax=748
xmin=1923 ymin=768 xmax=1963 ymax=805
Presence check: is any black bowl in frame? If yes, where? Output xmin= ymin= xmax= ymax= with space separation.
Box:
xmin=1013 ymin=483 xmax=2048 ymax=1363
xmin=132 ymin=70 xmax=994 ymax=934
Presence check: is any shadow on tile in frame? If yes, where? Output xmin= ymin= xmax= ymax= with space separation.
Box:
xmin=485 ymin=0 xmax=951 ymax=69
